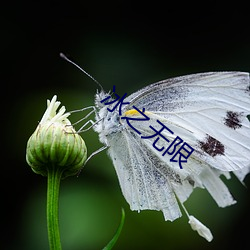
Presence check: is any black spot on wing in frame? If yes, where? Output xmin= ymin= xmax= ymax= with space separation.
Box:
xmin=247 ymin=114 xmax=250 ymax=122
xmin=224 ymin=111 xmax=243 ymax=130
xmin=199 ymin=135 xmax=225 ymax=157
xmin=186 ymin=177 xmax=195 ymax=186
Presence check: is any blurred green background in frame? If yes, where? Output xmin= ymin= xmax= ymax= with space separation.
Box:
xmin=2 ymin=2 xmax=250 ymax=250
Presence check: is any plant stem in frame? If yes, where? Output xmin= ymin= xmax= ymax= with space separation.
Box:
xmin=47 ymin=165 xmax=63 ymax=250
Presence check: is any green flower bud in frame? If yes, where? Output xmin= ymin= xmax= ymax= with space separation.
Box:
xmin=26 ymin=95 xmax=87 ymax=178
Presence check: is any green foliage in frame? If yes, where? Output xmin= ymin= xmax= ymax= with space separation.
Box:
xmin=103 ymin=208 xmax=125 ymax=250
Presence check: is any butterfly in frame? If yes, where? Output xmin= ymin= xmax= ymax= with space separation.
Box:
xmin=61 ymin=55 xmax=250 ymax=241
xmin=91 ymin=72 xmax=250 ymax=241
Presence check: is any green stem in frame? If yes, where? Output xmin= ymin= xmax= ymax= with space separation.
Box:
xmin=47 ymin=165 xmax=63 ymax=250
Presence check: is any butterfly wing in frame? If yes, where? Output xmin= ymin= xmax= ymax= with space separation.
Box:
xmin=106 ymin=128 xmax=182 ymax=221
xmin=124 ymin=72 xmax=250 ymax=173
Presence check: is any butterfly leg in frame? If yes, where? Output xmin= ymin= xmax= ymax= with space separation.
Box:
xmin=70 ymin=106 xmax=96 ymax=126
xmin=68 ymin=106 xmax=101 ymax=132
xmin=85 ymin=145 xmax=108 ymax=165
xmin=77 ymin=145 xmax=108 ymax=176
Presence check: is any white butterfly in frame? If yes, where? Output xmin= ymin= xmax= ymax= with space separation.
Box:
xmin=87 ymin=71 xmax=250 ymax=241
xmin=59 ymin=53 xmax=250 ymax=242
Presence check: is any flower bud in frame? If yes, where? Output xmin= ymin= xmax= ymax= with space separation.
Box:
xmin=26 ymin=95 xmax=87 ymax=178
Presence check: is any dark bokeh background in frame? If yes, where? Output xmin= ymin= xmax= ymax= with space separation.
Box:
xmin=2 ymin=2 xmax=250 ymax=250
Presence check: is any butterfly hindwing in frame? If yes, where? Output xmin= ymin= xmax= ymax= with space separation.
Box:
xmin=107 ymin=128 xmax=183 ymax=221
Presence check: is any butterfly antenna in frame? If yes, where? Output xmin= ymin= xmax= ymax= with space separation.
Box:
xmin=60 ymin=53 xmax=104 ymax=91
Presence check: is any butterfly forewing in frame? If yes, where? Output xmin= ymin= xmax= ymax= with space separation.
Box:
xmin=122 ymin=72 xmax=250 ymax=172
